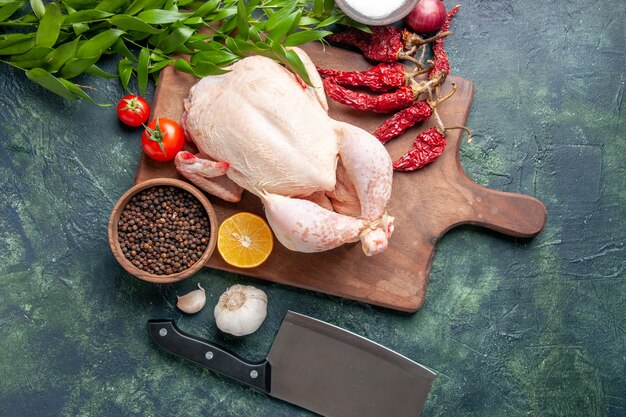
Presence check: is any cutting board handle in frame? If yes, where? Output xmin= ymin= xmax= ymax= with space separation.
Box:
xmin=463 ymin=180 xmax=547 ymax=238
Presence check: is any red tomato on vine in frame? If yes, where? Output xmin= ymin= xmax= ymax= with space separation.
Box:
xmin=141 ymin=118 xmax=184 ymax=162
xmin=116 ymin=95 xmax=150 ymax=127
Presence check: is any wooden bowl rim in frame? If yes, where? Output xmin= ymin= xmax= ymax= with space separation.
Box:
xmin=108 ymin=178 xmax=218 ymax=284
xmin=334 ymin=0 xmax=419 ymax=26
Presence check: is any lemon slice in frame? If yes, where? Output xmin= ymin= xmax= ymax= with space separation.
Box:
xmin=217 ymin=212 xmax=274 ymax=268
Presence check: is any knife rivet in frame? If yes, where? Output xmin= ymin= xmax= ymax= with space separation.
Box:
xmin=205 ymin=351 xmax=214 ymax=360
xmin=159 ymin=328 xmax=167 ymax=337
xmin=250 ymin=370 xmax=258 ymax=379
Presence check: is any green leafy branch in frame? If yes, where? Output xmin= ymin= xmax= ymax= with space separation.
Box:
xmin=0 ymin=0 xmax=362 ymax=104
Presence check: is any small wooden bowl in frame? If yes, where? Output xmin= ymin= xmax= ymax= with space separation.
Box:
xmin=335 ymin=0 xmax=419 ymax=26
xmin=108 ymin=178 xmax=218 ymax=283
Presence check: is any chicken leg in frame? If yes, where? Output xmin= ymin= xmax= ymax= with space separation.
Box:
xmin=174 ymin=151 xmax=244 ymax=202
xmin=263 ymin=122 xmax=394 ymax=256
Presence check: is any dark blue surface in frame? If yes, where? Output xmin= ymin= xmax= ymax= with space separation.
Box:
xmin=1 ymin=1 xmax=625 ymax=416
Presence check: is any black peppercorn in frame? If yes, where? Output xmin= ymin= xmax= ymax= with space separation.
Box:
xmin=117 ymin=186 xmax=211 ymax=275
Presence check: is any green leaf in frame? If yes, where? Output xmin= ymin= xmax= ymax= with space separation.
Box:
xmin=124 ymin=0 xmax=164 ymax=15
xmin=0 ymin=36 xmax=35 ymax=55
xmin=112 ymin=37 xmax=136 ymax=61
xmin=59 ymin=78 xmax=110 ymax=105
xmin=172 ymin=57 xmax=196 ymax=76
xmin=43 ymin=37 xmax=79 ymax=72
xmin=84 ymin=64 xmax=117 ymax=78
xmin=137 ymin=9 xmax=189 ymax=24
xmin=182 ymin=16 xmax=203 ymax=26
xmin=339 ymin=17 xmax=371 ymax=33
xmin=30 ymin=0 xmax=45 ymax=19
xmin=156 ymin=26 xmax=193 ymax=54
xmin=60 ymin=56 xmax=96 ymax=78
xmin=163 ymin=0 xmax=177 ymax=11
xmin=62 ymin=9 xmax=114 ymax=25
xmin=268 ymin=10 xmax=300 ymax=41
xmin=224 ymin=36 xmax=263 ymax=57
xmin=247 ymin=25 xmax=262 ymax=42
xmin=191 ymin=49 xmax=238 ymax=66
xmin=56 ymin=31 xmax=74 ymax=44
xmin=36 ymin=3 xmax=62 ymax=48
xmin=25 ymin=67 xmax=77 ymax=100
xmin=185 ymin=38 xmax=223 ymax=51
xmin=288 ymin=10 xmax=304 ymax=33
xmin=285 ymin=48 xmax=312 ymax=86
xmin=109 ymin=14 xmax=163 ymax=34
xmin=268 ymin=37 xmax=286 ymax=56
xmin=263 ymin=0 xmax=292 ymax=8
xmin=73 ymin=23 xmax=90 ymax=35
xmin=262 ymin=0 xmax=291 ymax=6
xmin=137 ymin=47 xmax=149 ymax=95
xmin=0 ymin=33 xmax=35 ymax=49
xmin=0 ymin=1 xmax=24 ymax=23
xmin=11 ymin=46 xmax=52 ymax=61
xmin=264 ymin=40 xmax=312 ymax=85
xmin=174 ymin=44 xmax=192 ymax=55
xmin=235 ymin=0 xmax=248 ymax=40
xmin=312 ymin=0 xmax=323 ymax=17
xmin=147 ymin=58 xmax=171 ymax=73
xmin=10 ymin=46 xmax=52 ymax=69
xmin=323 ymin=0 xmax=334 ymax=16
xmin=118 ymin=57 xmax=133 ymax=91
xmin=173 ymin=57 xmax=230 ymax=78
xmin=311 ymin=0 xmax=334 ymax=18
xmin=15 ymin=12 xmax=39 ymax=24
xmin=265 ymin=4 xmax=295 ymax=32
xmin=244 ymin=0 xmax=261 ymax=12
xmin=298 ymin=16 xmax=319 ymax=26
xmin=219 ymin=15 xmax=238 ymax=35
xmin=190 ymin=0 xmax=218 ymax=17
xmin=76 ymin=28 xmax=124 ymax=59
xmin=251 ymin=19 xmax=265 ymax=33
xmin=209 ymin=6 xmax=236 ymax=22
xmin=193 ymin=60 xmax=229 ymax=77
xmin=96 ymin=0 xmax=129 ymax=13
xmin=284 ymin=29 xmax=331 ymax=46
xmin=317 ymin=13 xmax=343 ymax=28
xmin=62 ymin=0 xmax=100 ymax=9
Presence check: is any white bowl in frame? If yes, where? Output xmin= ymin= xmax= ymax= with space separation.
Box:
xmin=335 ymin=0 xmax=419 ymax=26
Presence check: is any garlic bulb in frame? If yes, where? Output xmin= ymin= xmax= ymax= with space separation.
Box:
xmin=176 ymin=283 xmax=206 ymax=314
xmin=214 ymin=285 xmax=268 ymax=336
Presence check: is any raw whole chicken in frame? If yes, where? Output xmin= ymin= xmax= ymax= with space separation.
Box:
xmin=175 ymin=47 xmax=395 ymax=256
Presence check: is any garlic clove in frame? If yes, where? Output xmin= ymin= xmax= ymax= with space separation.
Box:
xmin=176 ymin=283 xmax=206 ymax=314
xmin=214 ymin=284 xmax=267 ymax=336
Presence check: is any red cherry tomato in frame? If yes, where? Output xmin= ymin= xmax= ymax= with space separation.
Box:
xmin=116 ymin=95 xmax=150 ymax=127
xmin=141 ymin=118 xmax=185 ymax=162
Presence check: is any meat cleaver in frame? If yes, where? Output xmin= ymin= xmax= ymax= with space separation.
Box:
xmin=148 ymin=311 xmax=435 ymax=416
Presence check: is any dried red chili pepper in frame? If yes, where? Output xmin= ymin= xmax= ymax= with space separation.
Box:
xmin=325 ymin=29 xmax=371 ymax=54
xmin=392 ymin=127 xmax=446 ymax=172
xmin=316 ymin=63 xmax=407 ymax=93
xmin=373 ymin=101 xmax=433 ymax=144
xmin=373 ymin=83 xmax=457 ymax=143
xmin=428 ymin=5 xmax=461 ymax=83
xmin=323 ymin=78 xmax=415 ymax=113
xmin=366 ymin=26 xmax=406 ymax=63
xmin=327 ymin=26 xmax=423 ymax=64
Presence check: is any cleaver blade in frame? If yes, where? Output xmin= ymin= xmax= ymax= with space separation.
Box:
xmin=148 ymin=311 xmax=435 ymax=417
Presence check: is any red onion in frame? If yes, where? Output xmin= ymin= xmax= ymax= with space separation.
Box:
xmin=404 ymin=0 xmax=447 ymax=34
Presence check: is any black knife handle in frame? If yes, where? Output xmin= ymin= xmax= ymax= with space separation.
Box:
xmin=148 ymin=319 xmax=270 ymax=393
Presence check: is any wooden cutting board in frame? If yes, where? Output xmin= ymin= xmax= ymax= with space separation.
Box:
xmin=134 ymin=42 xmax=546 ymax=312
